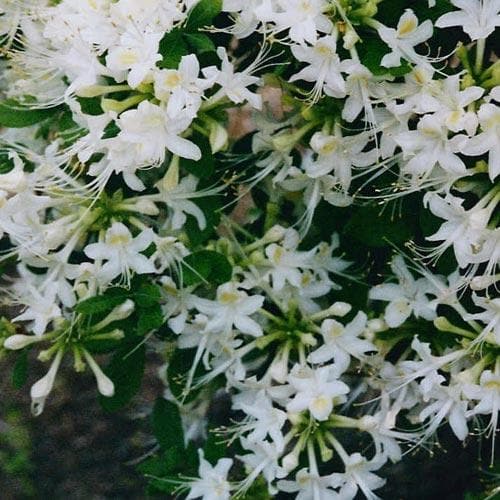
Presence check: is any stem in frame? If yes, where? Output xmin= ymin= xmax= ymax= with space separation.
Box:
xmin=475 ymin=38 xmax=486 ymax=75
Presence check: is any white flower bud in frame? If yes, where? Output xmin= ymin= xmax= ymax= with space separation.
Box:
xmin=134 ymin=199 xmax=159 ymax=215
xmin=3 ymin=334 xmax=41 ymax=350
xmin=264 ymin=225 xmax=286 ymax=243
xmin=329 ymin=302 xmax=352 ymax=317
xmin=367 ymin=318 xmax=387 ymax=332
xmin=92 ymin=299 xmax=135 ymax=331
xmin=83 ymin=350 xmax=115 ymax=397
xmin=30 ymin=349 xmax=64 ymax=416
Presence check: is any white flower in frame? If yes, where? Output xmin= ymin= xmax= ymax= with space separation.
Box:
xmin=286 ymin=365 xmax=349 ymax=421
xmin=256 ymin=0 xmax=332 ymax=45
xmin=153 ymin=54 xmax=213 ymax=115
xmin=192 ymin=282 xmax=264 ymax=336
xmin=116 ymin=100 xmax=201 ymax=166
xmin=186 ymin=450 xmax=233 ymax=500
xmin=369 ymin=256 xmax=437 ymax=328
xmin=378 ymin=9 xmax=433 ymax=68
xmin=106 ymin=30 xmax=162 ymax=88
xmin=334 ymin=453 xmax=386 ymax=500
xmin=13 ymin=286 xmax=62 ymax=336
xmin=461 ymin=102 xmax=500 ymax=181
xmin=395 ymin=115 xmax=467 ymax=179
xmin=84 ymin=222 xmax=155 ymax=284
xmin=289 ymin=35 xmax=347 ymax=100
xmin=424 ymin=193 xmax=493 ymax=268
xmin=308 ymin=312 xmax=376 ymax=372
xmin=278 ymin=468 xmax=343 ymax=500
xmin=202 ymin=47 xmax=262 ymax=109
xmin=307 ymin=130 xmax=376 ymax=190
xmin=435 ymin=0 xmax=500 ymax=41
xmin=235 ymin=392 xmax=287 ymax=451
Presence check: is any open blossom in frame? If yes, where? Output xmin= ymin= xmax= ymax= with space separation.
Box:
xmin=105 ymin=30 xmax=162 ymax=88
xmin=289 ymin=35 xmax=347 ymax=100
xmin=192 ymin=282 xmax=265 ymax=336
xmin=308 ymin=312 xmax=376 ymax=372
xmin=461 ymin=102 xmax=500 ymax=181
xmin=435 ymin=0 xmax=500 ymax=40
xmin=186 ymin=451 xmax=233 ymax=500
xmin=378 ymin=9 xmax=433 ymax=68
xmin=84 ymin=222 xmax=155 ymax=284
xmin=286 ymin=365 xmax=350 ymax=421
xmin=369 ymin=256 xmax=437 ymax=327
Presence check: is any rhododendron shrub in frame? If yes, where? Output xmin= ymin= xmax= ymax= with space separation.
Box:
xmin=0 ymin=0 xmax=499 ymax=498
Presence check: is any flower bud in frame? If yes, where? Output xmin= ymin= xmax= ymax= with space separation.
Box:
xmin=3 ymin=334 xmax=41 ymax=350
xmin=83 ymin=350 xmax=115 ymax=397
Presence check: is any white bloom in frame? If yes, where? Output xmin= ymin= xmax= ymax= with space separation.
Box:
xmin=461 ymin=102 xmax=500 ymax=181
xmin=118 ymin=100 xmax=201 ymax=163
xmin=334 ymin=453 xmax=386 ymax=500
xmin=106 ymin=30 xmax=162 ymax=88
xmin=435 ymin=0 xmax=500 ymax=41
xmin=186 ymin=450 xmax=233 ymax=500
xmin=202 ymin=47 xmax=262 ymax=109
xmin=378 ymin=9 xmax=433 ymax=68
xmin=289 ymin=35 xmax=347 ymax=100
xmin=369 ymin=256 xmax=437 ymax=328
xmin=193 ymin=282 xmax=264 ymax=336
xmin=84 ymin=222 xmax=155 ymax=284
xmin=287 ymin=365 xmax=349 ymax=421
xmin=308 ymin=312 xmax=376 ymax=372
xmin=278 ymin=468 xmax=343 ymax=500
xmin=153 ymin=54 xmax=213 ymax=115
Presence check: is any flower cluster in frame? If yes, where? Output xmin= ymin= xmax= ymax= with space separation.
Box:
xmin=0 ymin=0 xmax=499 ymax=498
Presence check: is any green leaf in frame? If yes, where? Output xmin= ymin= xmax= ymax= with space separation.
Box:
xmin=12 ymin=351 xmax=29 ymax=389
xmin=152 ymin=398 xmax=185 ymax=450
xmin=184 ymin=33 xmax=216 ymax=54
xmin=75 ymin=289 xmax=130 ymax=315
xmin=99 ymin=343 xmax=146 ymax=411
xmin=0 ymin=100 xmax=58 ymax=128
xmin=357 ymin=35 xmax=411 ymax=76
xmin=167 ymin=348 xmax=205 ymax=403
xmin=344 ymin=204 xmax=415 ymax=247
xmin=134 ymin=282 xmax=162 ymax=308
xmin=185 ymin=0 xmax=222 ymax=30
xmin=136 ymin=303 xmax=164 ymax=336
xmin=158 ymin=29 xmax=188 ymax=69
xmin=180 ymin=135 xmax=215 ymax=178
xmin=181 ymin=250 xmax=232 ymax=286
xmin=185 ymin=197 xmax=222 ymax=246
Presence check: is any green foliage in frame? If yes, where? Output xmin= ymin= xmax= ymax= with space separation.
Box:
xmin=181 ymin=250 xmax=232 ymax=286
xmin=12 ymin=351 xmax=29 ymax=389
xmin=99 ymin=343 xmax=146 ymax=411
xmin=343 ymin=204 xmax=416 ymax=247
xmin=0 ymin=100 xmax=59 ymax=128
xmin=152 ymin=398 xmax=184 ymax=450
xmin=185 ymin=0 xmax=222 ymax=30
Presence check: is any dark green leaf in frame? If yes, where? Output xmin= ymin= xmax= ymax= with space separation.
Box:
xmin=181 ymin=250 xmax=232 ymax=286
xmin=12 ymin=351 xmax=29 ymax=389
xmin=185 ymin=0 xmax=222 ymax=30
xmin=180 ymin=135 xmax=215 ymax=178
xmin=134 ymin=282 xmax=162 ymax=308
xmin=158 ymin=29 xmax=188 ymax=69
xmin=0 ymin=100 xmax=58 ymax=128
xmin=152 ymin=398 xmax=184 ymax=450
xmin=99 ymin=343 xmax=146 ymax=411
xmin=136 ymin=303 xmax=164 ymax=336
xmin=75 ymin=289 xmax=129 ymax=315
xmin=185 ymin=197 xmax=222 ymax=246
xmin=184 ymin=33 xmax=216 ymax=54
xmin=344 ymin=204 xmax=415 ymax=247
